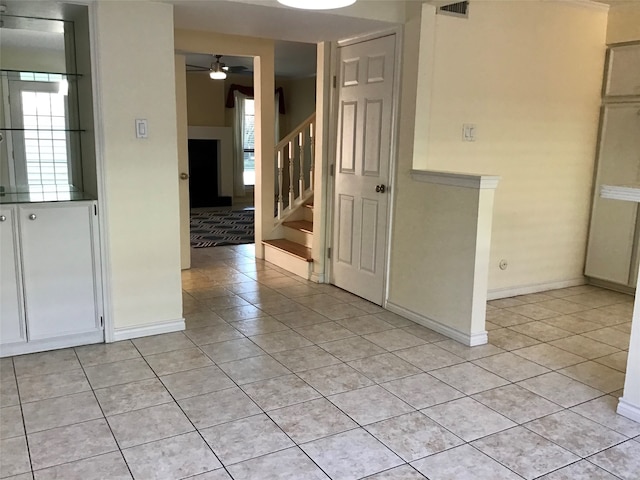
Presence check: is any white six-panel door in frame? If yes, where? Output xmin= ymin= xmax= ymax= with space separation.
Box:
xmin=332 ymin=34 xmax=396 ymax=305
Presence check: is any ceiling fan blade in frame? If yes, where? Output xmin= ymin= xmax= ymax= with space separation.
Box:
xmin=226 ymin=65 xmax=249 ymax=73
xmin=186 ymin=64 xmax=209 ymax=71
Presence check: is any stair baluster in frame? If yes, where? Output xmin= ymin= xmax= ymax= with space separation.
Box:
xmin=309 ymin=122 xmax=315 ymax=193
xmin=277 ymin=149 xmax=284 ymax=219
xmin=298 ymin=131 xmax=305 ymax=196
xmin=273 ymin=113 xmax=315 ymax=222
xmin=288 ymin=140 xmax=295 ymax=208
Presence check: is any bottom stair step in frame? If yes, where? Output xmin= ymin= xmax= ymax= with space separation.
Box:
xmin=263 ymin=239 xmax=313 ymax=262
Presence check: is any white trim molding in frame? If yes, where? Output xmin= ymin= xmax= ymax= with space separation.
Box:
xmin=617 ymin=398 xmax=640 ymax=424
xmin=552 ymin=0 xmax=610 ymax=13
xmin=386 ymin=301 xmax=488 ymax=346
xmin=487 ymin=278 xmax=586 ymax=300
xmin=411 ymin=170 xmax=500 ymax=190
xmin=113 ymin=318 xmax=185 ymax=342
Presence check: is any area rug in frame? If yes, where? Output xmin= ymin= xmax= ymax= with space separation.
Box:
xmin=190 ymin=209 xmax=254 ymax=248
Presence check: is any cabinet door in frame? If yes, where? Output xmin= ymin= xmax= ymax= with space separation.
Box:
xmin=18 ymin=202 xmax=100 ymax=340
xmin=585 ymin=103 xmax=640 ymax=285
xmin=0 ymin=206 xmax=27 ymax=346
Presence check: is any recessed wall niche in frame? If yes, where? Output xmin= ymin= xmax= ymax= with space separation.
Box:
xmin=0 ymin=2 xmax=96 ymax=201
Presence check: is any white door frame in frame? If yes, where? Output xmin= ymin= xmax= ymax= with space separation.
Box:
xmin=326 ymin=27 xmax=403 ymax=307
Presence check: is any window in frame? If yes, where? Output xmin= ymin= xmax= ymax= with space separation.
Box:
xmin=243 ymin=98 xmax=255 ymax=186
xmin=8 ymin=73 xmax=71 ymax=187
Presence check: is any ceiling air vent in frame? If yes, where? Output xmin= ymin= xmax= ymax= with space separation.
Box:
xmin=438 ymin=1 xmax=469 ymax=18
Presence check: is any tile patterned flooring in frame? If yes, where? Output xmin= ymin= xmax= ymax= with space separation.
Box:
xmin=1 ymin=244 xmax=639 ymax=479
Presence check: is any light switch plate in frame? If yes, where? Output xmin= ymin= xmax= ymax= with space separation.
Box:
xmin=462 ymin=123 xmax=476 ymax=142
xmin=135 ymin=119 xmax=148 ymax=139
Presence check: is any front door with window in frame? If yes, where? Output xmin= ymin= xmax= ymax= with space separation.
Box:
xmin=332 ymin=34 xmax=396 ymax=305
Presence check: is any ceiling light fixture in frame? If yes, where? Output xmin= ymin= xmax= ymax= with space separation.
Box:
xmin=209 ymin=55 xmax=227 ymax=80
xmin=277 ymin=0 xmax=356 ymax=10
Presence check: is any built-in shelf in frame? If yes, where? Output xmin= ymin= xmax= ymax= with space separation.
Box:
xmin=0 ymin=69 xmax=82 ymax=77
xmin=0 ymin=128 xmax=85 ymax=132
xmin=600 ymin=184 xmax=640 ymax=203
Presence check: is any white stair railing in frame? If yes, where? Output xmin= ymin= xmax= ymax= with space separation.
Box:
xmin=275 ymin=113 xmax=315 ymax=221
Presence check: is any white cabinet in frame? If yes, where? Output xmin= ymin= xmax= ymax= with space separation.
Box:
xmin=0 ymin=206 xmax=27 ymax=346
xmin=585 ymin=43 xmax=640 ymax=289
xmin=0 ymin=201 xmax=103 ymax=356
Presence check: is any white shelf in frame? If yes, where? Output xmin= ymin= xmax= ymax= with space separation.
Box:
xmin=600 ymin=184 xmax=640 ymax=203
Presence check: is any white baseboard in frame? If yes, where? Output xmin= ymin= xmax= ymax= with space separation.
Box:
xmin=0 ymin=330 xmax=104 ymax=358
xmin=386 ymin=301 xmax=487 ymax=346
xmin=310 ymin=271 xmax=326 ymax=283
xmin=487 ymin=278 xmax=586 ymax=300
xmin=113 ymin=318 xmax=185 ymax=342
xmin=617 ymin=397 xmax=640 ymax=424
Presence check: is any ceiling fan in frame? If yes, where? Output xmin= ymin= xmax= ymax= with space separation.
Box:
xmin=186 ymin=55 xmax=249 ymax=80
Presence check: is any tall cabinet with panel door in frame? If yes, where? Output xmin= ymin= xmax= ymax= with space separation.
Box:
xmin=585 ymin=43 xmax=640 ymax=290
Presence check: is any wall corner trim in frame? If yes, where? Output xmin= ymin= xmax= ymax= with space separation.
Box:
xmin=410 ymin=170 xmax=500 ymax=190
xmin=555 ymin=0 xmax=610 ymax=12
xmin=386 ymin=301 xmax=488 ymax=346
xmin=112 ymin=318 xmax=185 ymax=342
xmin=617 ymin=397 xmax=640 ymax=423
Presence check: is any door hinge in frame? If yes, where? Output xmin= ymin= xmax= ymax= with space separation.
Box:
xmin=94 ymin=204 xmax=98 ymax=216
xmin=327 ymin=247 xmax=331 ymax=259
xmin=333 ymin=75 xmax=337 ymax=88
xmin=100 ymin=316 xmax=104 ymax=328
xmin=330 ymin=164 xmax=335 ymax=177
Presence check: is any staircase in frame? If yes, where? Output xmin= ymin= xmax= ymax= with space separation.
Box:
xmin=263 ymin=203 xmax=314 ymax=278
xmin=262 ymin=114 xmax=316 ymax=279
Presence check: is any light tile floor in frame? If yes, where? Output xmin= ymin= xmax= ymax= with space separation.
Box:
xmin=1 ymin=244 xmax=640 ymax=479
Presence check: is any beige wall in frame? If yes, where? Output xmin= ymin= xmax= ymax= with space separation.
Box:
xmin=185 ymin=73 xmax=226 ymax=127
xmin=93 ymin=1 xmax=183 ymax=332
xmin=411 ymin=1 xmax=608 ymax=296
xmin=607 ymin=2 xmax=640 ymax=44
xmin=282 ymin=76 xmax=316 ymax=134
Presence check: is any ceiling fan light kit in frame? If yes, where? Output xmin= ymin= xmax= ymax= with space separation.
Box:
xmin=209 ymin=54 xmax=228 ymax=80
xmin=277 ymin=0 xmax=356 ymax=10
xmin=209 ymin=69 xmax=227 ymax=80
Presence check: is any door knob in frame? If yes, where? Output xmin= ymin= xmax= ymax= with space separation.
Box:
xmin=180 ymin=172 xmax=189 ymax=180
xmin=0 ymin=215 xmax=6 ymax=222
xmin=375 ymin=184 xmax=386 ymax=193
xmin=28 ymin=214 xmax=37 ymax=220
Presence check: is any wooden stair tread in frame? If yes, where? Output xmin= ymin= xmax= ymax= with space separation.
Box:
xmin=282 ymin=220 xmax=313 ymax=234
xmin=263 ymin=239 xmax=313 ymax=262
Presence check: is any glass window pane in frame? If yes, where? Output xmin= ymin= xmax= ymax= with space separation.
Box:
xmin=244 ymin=99 xmax=255 ymax=115
xmin=21 ymin=92 xmax=37 ymax=115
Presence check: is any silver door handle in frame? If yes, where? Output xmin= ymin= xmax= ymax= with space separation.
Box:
xmin=180 ymin=172 xmax=189 ymax=180
xmin=28 ymin=214 xmax=37 ymax=220
xmin=0 ymin=215 xmax=5 ymax=222
xmin=375 ymin=184 xmax=386 ymax=193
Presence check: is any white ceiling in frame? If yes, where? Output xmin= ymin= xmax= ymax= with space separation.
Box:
xmin=170 ymin=0 xmax=395 ymax=44
xmin=173 ymin=0 xmax=395 ymax=79
xmin=184 ymin=40 xmax=317 ymax=78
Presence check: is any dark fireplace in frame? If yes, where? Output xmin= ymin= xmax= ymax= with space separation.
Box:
xmin=188 ymin=139 xmax=232 ymax=207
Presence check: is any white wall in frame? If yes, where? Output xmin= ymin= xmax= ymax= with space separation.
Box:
xmin=411 ymin=1 xmax=608 ymax=297
xmin=93 ymin=1 xmax=183 ymax=332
